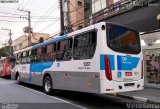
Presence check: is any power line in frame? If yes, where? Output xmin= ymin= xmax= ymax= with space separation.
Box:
xmin=65 ymin=0 xmax=104 ymax=32
xmin=0 ymin=11 xmax=26 ymax=16
xmin=17 ymin=0 xmax=25 ymax=9
xmin=33 ymin=2 xmax=59 ymax=27
xmin=20 ymin=0 xmax=33 ymax=10
xmin=0 ymin=15 xmax=59 ymax=20
xmin=35 ymin=2 xmax=59 ymax=20
xmin=25 ymin=0 xmax=37 ymax=11
xmin=38 ymin=21 xmax=60 ymax=33
xmin=66 ymin=0 xmax=124 ymax=31
xmin=0 ymin=19 xmax=59 ymax=22
xmin=67 ymin=0 xmax=106 ymax=19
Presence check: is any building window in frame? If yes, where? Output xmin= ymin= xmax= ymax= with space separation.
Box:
xmin=78 ymin=1 xmax=82 ymax=6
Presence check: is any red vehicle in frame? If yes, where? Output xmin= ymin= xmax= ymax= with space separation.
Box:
xmin=0 ymin=57 xmax=11 ymax=77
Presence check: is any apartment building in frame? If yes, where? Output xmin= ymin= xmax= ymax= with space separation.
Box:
xmin=13 ymin=33 xmax=50 ymax=51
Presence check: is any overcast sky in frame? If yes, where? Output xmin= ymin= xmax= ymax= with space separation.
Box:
xmin=0 ymin=0 xmax=60 ymax=47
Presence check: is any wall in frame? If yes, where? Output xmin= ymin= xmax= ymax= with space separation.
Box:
xmin=68 ymin=0 xmax=84 ymax=31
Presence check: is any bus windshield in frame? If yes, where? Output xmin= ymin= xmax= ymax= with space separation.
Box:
xmin=107 ymin=24 xmax=141 ymax=54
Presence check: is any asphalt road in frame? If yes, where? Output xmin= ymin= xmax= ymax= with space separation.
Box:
xmin=0 ymin=78 xmax=142 ymax=109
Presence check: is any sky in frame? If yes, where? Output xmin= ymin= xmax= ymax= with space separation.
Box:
xmin=0 ymin=0 xmax=60 ymax=47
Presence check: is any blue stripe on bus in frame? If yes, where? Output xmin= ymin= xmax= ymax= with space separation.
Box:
xmin=30 ymin=61 xmax=53 ymax=73
xmin=29 ymin=61 xmax=53 ymax=81
xmin=117 ymin=55 xmax=140 ymax=70
xmin=100 ymin=54 xmax=115 ymax=70
xmin=32 ymin=34 xmax=68 ymax=49
xmin=100 ymin=55 xmax=104 ymax=70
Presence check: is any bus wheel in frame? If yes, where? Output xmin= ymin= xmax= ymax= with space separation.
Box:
xmin=43 ymin=76 xmax=52 ymax=95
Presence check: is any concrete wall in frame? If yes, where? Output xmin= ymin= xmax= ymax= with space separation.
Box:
xmin=68 ymin=0 xmax=84 ymax=31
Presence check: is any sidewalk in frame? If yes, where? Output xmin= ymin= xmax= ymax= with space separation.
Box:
xmin=117 ymin=87 xmax=160 ymax=103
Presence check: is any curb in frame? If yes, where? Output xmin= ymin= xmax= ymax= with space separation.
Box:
xmin=117 ymin=94 xmax=160 ymax=104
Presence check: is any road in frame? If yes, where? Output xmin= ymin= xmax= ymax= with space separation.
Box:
xmin=0 ymin=78 xmax=142 ymax=109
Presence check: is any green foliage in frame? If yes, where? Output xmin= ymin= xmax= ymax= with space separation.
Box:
xmin=0 ymin=46 xmax=9 ymax=57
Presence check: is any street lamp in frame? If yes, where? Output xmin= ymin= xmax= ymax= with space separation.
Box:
xmin=157 ymin=14 xmax=160 ymax=29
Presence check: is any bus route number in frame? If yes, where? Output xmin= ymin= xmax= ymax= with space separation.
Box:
xmin=83 ymin=62 xmax=90 ymax=66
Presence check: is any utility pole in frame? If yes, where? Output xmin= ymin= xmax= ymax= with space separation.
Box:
xmin=18 ymin=9 xmax=32 ymax=46
xmin=59 ymin=0 xmax=64 ymax=35
xmin=2 ymin=28 xmax=12 ymax=57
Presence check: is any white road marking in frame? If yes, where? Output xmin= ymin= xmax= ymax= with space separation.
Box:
xmin=16 ymin=84 xmax=87 ymax=109
xmin=133 ymin=96 xmax=147 ymax=102
xmin=0 ymin=81 xmax=15 ymax=84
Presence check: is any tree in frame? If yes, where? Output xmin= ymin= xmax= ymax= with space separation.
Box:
xmin=0 ymin=46 xmax=9 ymax=58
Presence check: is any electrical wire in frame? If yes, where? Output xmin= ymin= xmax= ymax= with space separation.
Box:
xmin=17 ymin=0 xmax=25 ymax=9
xmin=25 ymin=0 xmax=37 ymax=11
xmin=0 ymin=15 xmax=59 ymax=20
xmin=0 ymin=12 xmax=26 ymax=16
xmin=65 ymin=0 xmax=105 ymax=28
xmin=33 ymin=2 xmax=59 ymax=27
xmin=20 ymin=0 xmax=34 ymax=10
xmin=37 ymin=21 xmax=60 ymax=33
xmin=0 ymin=19 xmax=59 ymax=22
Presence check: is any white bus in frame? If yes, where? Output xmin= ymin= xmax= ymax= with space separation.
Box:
xmin=11 ymin=22 xmax=144 ymax=94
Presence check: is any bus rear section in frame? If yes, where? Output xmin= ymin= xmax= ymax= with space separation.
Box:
xmin=0 ymin=57 xmax=11 ymax=77
xmin=100 ymin=23 xmax=144 ymax=93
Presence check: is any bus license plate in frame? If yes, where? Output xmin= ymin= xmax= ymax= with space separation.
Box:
xmin=125 ymin=72 xmax=132 ymax=76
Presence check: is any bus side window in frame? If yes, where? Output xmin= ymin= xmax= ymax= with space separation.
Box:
xmin=52 ymin=43 xmax=57 ymax=61
xmin=63 ymin=38 xmax=72 ymax=60
xmin=19 ymin=52 xmax=23 ymax=64
xmin=36 ymin=47 xmax=42 ymax=62
xmin=30 ymin=49 xmax=34 ymax=63
xmin=21 ymin=51 xmax=25 ymax=64
xmin=56 ymin=40 xmax=66 ymax=61
xmin=30 ymin=49 xmax=36 ymax=63
xmin=56 ymin=38 xmax=72 ymax=61
xmin=27 ymin=50 xmax=31 ymax=63
xmin=45 ymin=43 xmax=57 ymax=61
xmin=44 ymin=44 xmax=52 ymax=61
xmin=16 ymin=53 xmax=19 ymax=64
xmin=73 ymin=30 xmax=97 ymax=60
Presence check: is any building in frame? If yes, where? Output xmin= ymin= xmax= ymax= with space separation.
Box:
xmin=13 ymin=33 xmax=50 ymax=51
xmin=63 ymin=0 xmax=85 ymax=32
xmin=92 ymin=0 xmax=160 ymax=32
xmin=141 ymin=29 xmax=160 ymax=88
xmin=84 ymin=0 xmax=92 ymax=27
xmin=92 ymin=0 xmax=107 ymax=14
xmin=64 ymin=0 xmax=160 ymax=33
xmin=92 ymin=0 xmax=115 ymax=14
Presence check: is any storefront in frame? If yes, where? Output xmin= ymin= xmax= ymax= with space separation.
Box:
xmin=143 ymin=48 xmax=160 ymax=88
xmin=142 ymin=30 xmax=160 ymax=88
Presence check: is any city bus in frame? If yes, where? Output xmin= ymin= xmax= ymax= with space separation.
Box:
xmin=0 ymin=56 xmax=11 ymax=77
xmin=11 ymin=22 xmax=144 ymax=94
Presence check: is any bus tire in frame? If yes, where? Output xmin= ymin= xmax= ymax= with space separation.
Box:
xmin=43 ymin=76 xmax=52 ymax=95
